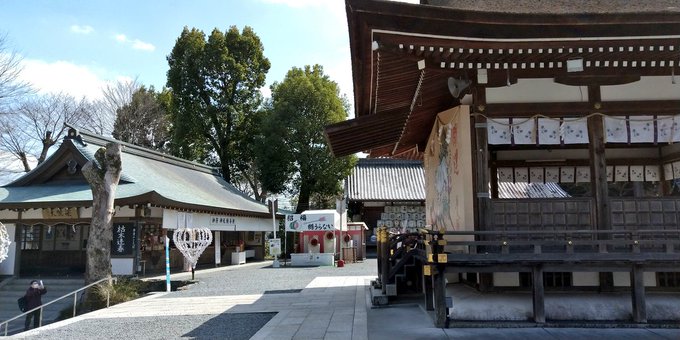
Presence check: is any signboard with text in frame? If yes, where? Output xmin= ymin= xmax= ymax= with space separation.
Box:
xmin=112 ymin=223 xmax=137 ymax=257
xmin=268 ymin=238 xmax=281 ymax=256
xmin=285 ymin=212 xmax=339 ymax=232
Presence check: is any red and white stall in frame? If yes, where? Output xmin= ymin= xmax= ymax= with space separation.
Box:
xmin=286 ymin=210 xmax=340 ymax=266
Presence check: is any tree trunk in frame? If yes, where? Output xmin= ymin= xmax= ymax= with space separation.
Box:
xmin=38 ymin=131 xmax=52 ymax=164
xmin=296 ymin=182 xmax=311 ymax=213
xmin=82 ymin=142 xmax=122 ymax=285
xmin=18 ymin=152 xmax=31 ymax=172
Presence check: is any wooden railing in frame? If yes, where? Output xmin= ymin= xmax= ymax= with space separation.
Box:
xmin=425 ymin=229 xmax=680 ymax=326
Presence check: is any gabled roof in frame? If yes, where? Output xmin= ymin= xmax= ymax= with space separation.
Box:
xmin=0 ymin=127 xmax=270 ymax=217
xmin=346 ymin=158 xmax=425 ymax=201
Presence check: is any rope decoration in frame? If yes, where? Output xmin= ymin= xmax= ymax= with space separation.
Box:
xmin=0 ymin=223 xmax=10 ymax=263
xmin=173 ymin=227 xmax=213 ymax=269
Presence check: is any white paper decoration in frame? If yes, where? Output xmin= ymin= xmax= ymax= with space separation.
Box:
xmin=615 ymin=166 xmax=629 ymax=182
xmin=664 ymin=163 xmax=674 ymax=180
xmin=629 ymin=166 xmax=645 ymax=182
xmin=0 ymin=223 xmax=10 ymax=263
xmin=487 ymin=119 xmax=512 ymax=144
xmin=561 ymin=119 xmax=589 ymax=144
xmin=606 ymin=166 xmax=614 ymax=182
xmin=514 ymin=167 xmax=529 ymax=183
xmin=560 ymin=167 xmax=575 ymax=183
xmin=512 ymin=118 xmax=536 ymax=144
xmin=575 ymin=167 xmax=590 ymax=183
xmin=529 ymin=168 xmax=544 ymax=183
xmin=173 ymin=227 xmax=213 ymax=269
xmin=605 ymin=116 xmax=628 ymax=143
xmin=537 ymin=118 xmax=561 ymax=145
xmin=645 ymin=165 xmax=660 ymax=182
xmin=498 ymin=167 xmax=514 ymax=182
xmin=545 ymin=167 xmax=560 ymax=183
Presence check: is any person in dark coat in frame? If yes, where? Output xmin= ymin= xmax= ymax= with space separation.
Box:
xmin=24 ymin=280 xmax=47 ymax=331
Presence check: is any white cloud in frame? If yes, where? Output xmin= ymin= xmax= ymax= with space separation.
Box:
xmin=131 ymin=39 xmax=155 ymax=51
xmin=114 ymin=34 xmax=128 ymax=42
xmin=113 ymin=33 xmax=155 ymax=52
xmin=19 ymin=58 xmax=127 ymax=100
xmin=70 ymin=25 xmax=94 ymax=35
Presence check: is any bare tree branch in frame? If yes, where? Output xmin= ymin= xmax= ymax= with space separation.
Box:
xmin=0 ymin=33 xmax=32 ymax=112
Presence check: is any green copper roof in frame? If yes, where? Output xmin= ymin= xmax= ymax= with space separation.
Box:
xmin=0 ymin=127 xmax=270 ymax=217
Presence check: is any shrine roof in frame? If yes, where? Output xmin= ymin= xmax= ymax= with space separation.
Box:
xmin=324 ymin=0 xmax=680 ymax=159
xmin=0 ymin=126 xmax=271 ymax=217
xmin=347 ymin=158 xmax=425 ymax=201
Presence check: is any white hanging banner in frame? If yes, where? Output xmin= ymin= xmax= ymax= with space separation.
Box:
xmin=575 ymin=167 xmax=590 ymax=183
xmin=545 ymin=167 xmax=560 ymax=183
xmin=497 ymin=167 xmax=514 ymax=182
xmin=487 ymin=119 xmax=512 ymax=144
xmin=615 ymin=166 xmax=630 ymax=182
xmin=529 ymin=167 xmax=544 ymax=183
xmin=629 ymin=116 xmax=655 ymax=143
xmin=537 ymin=118 xmax=561 ymax=145
xmin=561 ymin=118 xmax=589 ymax=144
xmin=629 ymin=166 xmax=645 ymax=182
xmin=560 ymin=167 xmax=575 ymax=183
xmin=604 ymin=116 xmax=627 ymax=143
xmin=513 ymin=167 xmax=529 ymax=183
xmin=512 ymin=118 xmax=536 ymax=145
xmin=645 ymin=165 xmax=660 ymax=182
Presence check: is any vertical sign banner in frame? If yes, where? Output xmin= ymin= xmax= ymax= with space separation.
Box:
xmin=268 ymin=238 xmax=281 ymax=256
xmin=112 ymin=223 xmax=136 ymax=256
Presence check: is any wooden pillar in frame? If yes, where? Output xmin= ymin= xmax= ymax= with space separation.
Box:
xmin=532 ymin=265 xmax=545 ymax=323
xmin=588 ymin=86 xmax=614 ymax=291
xmin=423 ymin=269 xmax=434 ymax=311
xmin=631 ymin=264 xmax=647 ymax=323
xmin=473 ymin=94 xmax=495 ymax=292
xmin=433 ymin=264 xmax=448 ymax=328
xmin=380 ymin=228 xmax=390 ymax=295
xmin=587 ymin=88 xmax=612 ymax=233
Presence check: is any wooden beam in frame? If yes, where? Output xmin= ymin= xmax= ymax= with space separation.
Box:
xmin=532 ymin=265 xmax=546 ymax=323
xmin=554 ymin=74 xmax=640 ymax=86
xmin=631 ymin=264 xmax=647 ymax=323
xmin=483 ymin=100 xmax=680 ymax=117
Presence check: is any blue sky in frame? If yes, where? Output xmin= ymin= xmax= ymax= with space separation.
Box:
xmin=0 ymin=0 xmax=417 ymax=111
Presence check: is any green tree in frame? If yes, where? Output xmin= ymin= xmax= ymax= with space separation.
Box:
xmin=166 ymin=26 xmax=270 ymax=192
xmin=257 ymin=65 xmax=356 ymax=213
xmin=112 ymin=86 xmax=171 ymax=151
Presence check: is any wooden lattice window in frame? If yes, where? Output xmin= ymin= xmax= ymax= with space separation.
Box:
xmin=20 ymin=225 xmax=41 ymax=250
xmin=544 ymin=272 xmax=573 ymax=288
xmin=518 ymin=272 xmax=573 ymax=288
xmin=658 ymin=272 xmax=680 ymax=287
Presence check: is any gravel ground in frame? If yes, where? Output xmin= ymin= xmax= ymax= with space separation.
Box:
xmin=23 ymin=313 xmax=277 ymax=340
xmin=167 ymin=259 xmax=377 ymax=298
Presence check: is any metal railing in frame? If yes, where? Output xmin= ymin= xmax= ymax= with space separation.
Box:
xmin=1 ymin=277 xmax=117 ymax=336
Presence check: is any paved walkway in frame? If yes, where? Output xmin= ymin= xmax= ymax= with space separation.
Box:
xmin=10 ymin=260 xmax=680 ymax=339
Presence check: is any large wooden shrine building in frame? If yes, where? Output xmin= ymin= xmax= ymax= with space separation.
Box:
xmin=325 ymin=0 xmax=680 ymax=323
xmin=0 ymin=127 xmax=274 ymax=277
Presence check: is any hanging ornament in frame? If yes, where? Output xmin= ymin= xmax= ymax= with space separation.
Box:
xmin=172 ymin=227 xmax=212 ymax=270
xmin=0 ymin=222 xmax=11 ymax=263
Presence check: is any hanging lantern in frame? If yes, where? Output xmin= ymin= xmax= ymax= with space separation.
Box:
xmin=0 ymin=222 xmax=11 ymax=263
xmin=172 ymin=227 xmax=213 ymax=270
